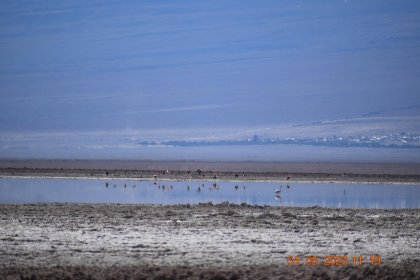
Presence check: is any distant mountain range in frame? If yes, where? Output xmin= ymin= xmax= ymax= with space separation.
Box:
xmin=137 ymin=133 xmax=420 ymax=149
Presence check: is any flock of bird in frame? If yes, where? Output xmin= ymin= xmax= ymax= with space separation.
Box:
xmin=105 ymin=181 xmax=248 ymax=192
xmin=105 ymin=182 xmax=136 ymax=189
xmin=104 ymin=173 xmax=292 ymax=199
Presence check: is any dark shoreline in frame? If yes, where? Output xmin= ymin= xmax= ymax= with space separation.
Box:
xmin=1 ymin=159 xmax=420 ymax=183
xmin=2 ymin=159 xmax=420 ymax=175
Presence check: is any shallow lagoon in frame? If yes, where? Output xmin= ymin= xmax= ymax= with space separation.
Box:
xmin=0 ymin=178 xmax=419 ymax=209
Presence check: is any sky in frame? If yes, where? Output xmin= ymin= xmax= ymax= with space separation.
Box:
xmin=1 ymin=1 xmax=420 ymax=160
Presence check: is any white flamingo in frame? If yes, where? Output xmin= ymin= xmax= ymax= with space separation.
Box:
xmin=274 ymin=185 xmax=283 ymax=195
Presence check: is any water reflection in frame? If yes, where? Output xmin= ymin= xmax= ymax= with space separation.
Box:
xmin=0 ymin=178 xmax=419 ymax=209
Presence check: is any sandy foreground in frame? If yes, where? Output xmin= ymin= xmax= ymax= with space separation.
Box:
xmin=0 ymin=203 xmax=419 ymax=280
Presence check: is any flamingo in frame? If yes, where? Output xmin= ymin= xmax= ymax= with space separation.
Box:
xmin=275 ymin=186 xmax=283 ymax=194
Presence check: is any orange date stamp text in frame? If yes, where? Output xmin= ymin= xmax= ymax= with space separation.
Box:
xmin=287 ymin=255 xmax=381 ymax=267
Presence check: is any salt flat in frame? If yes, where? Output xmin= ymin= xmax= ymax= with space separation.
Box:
xmin=0 ymin=203 xmax=418 ymax=279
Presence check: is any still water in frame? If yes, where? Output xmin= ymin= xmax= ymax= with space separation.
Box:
xmin=0 ymin=178 xmax=419 ymax=209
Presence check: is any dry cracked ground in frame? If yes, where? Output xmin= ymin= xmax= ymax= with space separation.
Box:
xmin=0 ymin=203 xmax=419 ymax=279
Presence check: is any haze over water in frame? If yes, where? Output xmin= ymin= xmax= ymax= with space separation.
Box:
xmin=1 ymin=1 xmax=420 ymax=161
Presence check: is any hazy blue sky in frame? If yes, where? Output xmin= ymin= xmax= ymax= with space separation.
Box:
xmin=1 ymin=0 xmax=420 ymax=134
